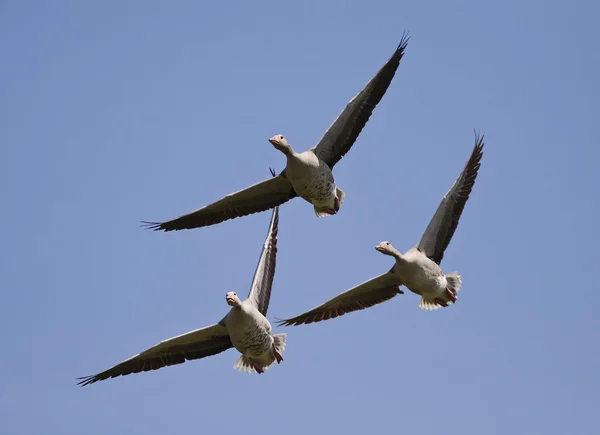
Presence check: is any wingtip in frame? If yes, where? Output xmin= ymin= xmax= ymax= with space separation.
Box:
xmin=273 ymin=317 xmax=296 ymax=328
xmin=272 ymin=316 xmax=285 ymax=325
xmin=472 ymin=129 xmax=485 ymax=149
xmin=76 ymin=375 xmax=97 ymax=387
xmin=471 ymin=130 xmax=485 ymax=162
xmin=140 ymin=221 xmax=165 ymax=231
xmin=397 ymin=31 xmax=411 ymax=51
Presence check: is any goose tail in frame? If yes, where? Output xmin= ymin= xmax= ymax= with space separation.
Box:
xmin=335 ymin=187 xmax=346 ymax=210
xmin=232 ymin=333 xmax=287 ymax=374
xmin=418 ymin=272 xmax=462 ymax=310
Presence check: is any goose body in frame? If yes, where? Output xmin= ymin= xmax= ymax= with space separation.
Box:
xmin=393 ymin=248 xmax=447 ymax=299
xmin=224 ymin=300 xmax=278 ymax=368
xmin=143 ymin=34 xmax=409 ymax=231
xmin=377 ymin=244 xmax=461 ymax=311
xmin=282 ymin=147 xmax=340 ymax=216
xmin=278 ymin=133 xmax=484 ymax=326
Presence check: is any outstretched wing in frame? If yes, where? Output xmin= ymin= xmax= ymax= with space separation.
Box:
xmin=143 ymin=172 xmax=296 ymax=232
xmin=276 ymin=272 xmax=402 ymax=327
xmin=246 ymin=205 xmax=279 ymax=316
xmin=417 ymin=132 xmax=484 ymax=264
xmin=313 ymin=33 xmax=410 ymax=169
xmin=77 ymin=323 xmax=232 ymax=386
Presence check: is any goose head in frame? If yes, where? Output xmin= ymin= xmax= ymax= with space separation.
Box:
xmin=375 ymin=241 xmax=399 ymax=257
xmin=226 ymin=291 xmax=242 ymax=307
xmin=269 ymin=134 xmax=293 ymax=155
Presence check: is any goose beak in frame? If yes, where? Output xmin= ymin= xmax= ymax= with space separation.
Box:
xmin=268 ymin=138 xmax=278 ymax=146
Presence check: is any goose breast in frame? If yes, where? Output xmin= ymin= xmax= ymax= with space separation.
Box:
xmin=286 ymin=152 xmax=336 ymax=205
xmin=225 ymin=305 xmax=274 ymax=357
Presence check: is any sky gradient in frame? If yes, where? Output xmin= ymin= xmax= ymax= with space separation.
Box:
xmin=1 ymin=1 xmax=598 ymax=434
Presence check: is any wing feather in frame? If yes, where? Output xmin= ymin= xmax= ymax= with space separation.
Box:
xmin=276 ymin=272 xmax=402 ymax=327
xmin=142 ymin=174 xmax=296 ymax=232
xmin=313 ymin=33 xmax=410 ymax=169
xmin=246 ymin=206 xmax=279 ymax=315
xmin=77 ymin=323 xmax=232 ymax=386
xmin=417 ymin=132 xmax=484 ymax=264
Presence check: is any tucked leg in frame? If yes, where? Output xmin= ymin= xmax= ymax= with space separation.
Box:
xmin=445 ymin=288 xmax=457 ymax=303
xmin=434 ymin=298 xmax=449 ymax=307
xmin=250 ymin=359 xmax=264 ymax=374
xmin=273 ymin=344 xmax=284 ymax=364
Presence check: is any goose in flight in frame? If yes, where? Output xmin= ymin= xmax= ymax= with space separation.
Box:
xmin=143 ymin=34 xmax=409 ymax=232
xmin=78 ymin=205 xmax=285 ymax=386
xmin=277 ymin=133 xmax=484 ymax=326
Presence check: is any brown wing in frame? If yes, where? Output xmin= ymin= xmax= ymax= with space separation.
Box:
xmin=417 ymin=132 xmax=484 ymax=264
xmin=246 ymin=206 xmax=279 ymax=316
xmin=313 ymin=33 xmax=410 ymax=169
xmin=276 ymin=272 xmax=403 ymax=327
xmin=142 ymin=173 xmax=296 ymax=232
xmin=77 ymin=323 xmax=232 ymax=386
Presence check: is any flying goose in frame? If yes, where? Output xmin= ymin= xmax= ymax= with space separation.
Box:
xmin=78 ymin=205 xmax=285 ymax=386
xmin=277 ymin=133 xmax=484 ymax=326
xmin=143 ymin=34 xmax=409 ymax=232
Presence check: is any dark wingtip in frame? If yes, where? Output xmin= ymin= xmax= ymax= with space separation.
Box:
xmin=473 ymin=129 xmax=485 ymax=146
xmin=471 ymin=129 xmax=485 ymax=160
xmin=140 ymin=221 xmax=165 ymax=231
xmin=397 ymin=31 xmax=411 ymax=52
xmin=76 ymin=375 xmax=98 ymax=387
xmin=273 ymin=316 xmax=295 ymax=328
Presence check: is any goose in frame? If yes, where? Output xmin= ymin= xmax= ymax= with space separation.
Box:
xmin=78 ymin=204 xmax=285 ymax=386
xmin=277 ymin=133 xmax=484 ymax=327
xmin=143 ymin=33 xmax=409 ymax=232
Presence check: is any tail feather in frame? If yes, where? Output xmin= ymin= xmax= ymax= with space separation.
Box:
xmin=313 ymin=188 xmax=346 ymax=217
xmin=233 ymin=355 xmax=259 ymax=374
xmin=273 ymin=333 xmax=287 ymax=352
xmin=446 ymin=272 xmax=462 ymax=293
xmin=336 ymin=187 xmax=346 ymax=208
xmin=233 ymin=333 xmax=287 ymax=374
xmin=314 ymin=206 xmax=335 ymax=218
xmin=418 ymin=298 xmax=442 ymax=311
xmin=418 ymin=272 xmax=462 ymax=311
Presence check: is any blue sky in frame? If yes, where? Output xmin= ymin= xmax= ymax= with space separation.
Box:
xmin=1 ymin=0 xmax=598 ymax=433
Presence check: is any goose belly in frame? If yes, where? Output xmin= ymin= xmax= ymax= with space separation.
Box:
xmin=230 ymin=325 xmax=273 ymax=357
xmin=228 ymin=314 xmax=274 ymax=358
xmin=287 ymin=165 xmax=337 ymax=206
xmin=399 ymin=264 xmax=447 ymax=297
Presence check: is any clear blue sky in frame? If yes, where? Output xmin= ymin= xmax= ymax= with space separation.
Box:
xmin=1 ymin=1 xmax=598 ymax=434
